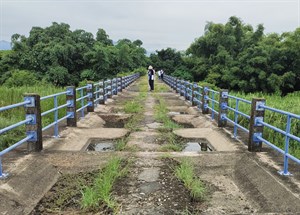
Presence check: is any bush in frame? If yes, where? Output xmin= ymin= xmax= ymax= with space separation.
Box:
xmin=4 ymin=70 xmax=38 ymax=87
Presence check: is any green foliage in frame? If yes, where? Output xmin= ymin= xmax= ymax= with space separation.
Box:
xmin=4 ymin=70 xmax=38 ymax=87
xmin=185 ymin=16 xmax=300 ymax=94
xmin=124 ymin=100 xmax=143 ymax=114
xmin=81 ymin=157 xmax=128 ymax=212
xmin=0 ymin=84 xmax=65 ymax=150
xmin=154 ymin=98 xmax=182 ymax=130
xmin=0 ymin=22 xmax=148 ymax=86
xmin=228 ymin=91 xmax=300 ymax=158
xmin=175 ymin=158 xmax=206 ymax=200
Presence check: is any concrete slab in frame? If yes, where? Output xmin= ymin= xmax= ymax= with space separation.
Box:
xmin=0 ymin=154 xmax=59 ymax=215
xmin=174 ymin=128 xmax=238 ymax=151
xmin=138 ymin=168 xmax=160 ymax=182
xmin=44 ymin=128 xmax=129 ymax=151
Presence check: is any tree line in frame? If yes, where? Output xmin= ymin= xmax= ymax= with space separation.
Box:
xmin=151 ymin=16 xmax=300 ymax=95
xmin=0 ymin=22 xmax=148 ymax=87
xmin=0 ymin=17 xmax=300 ymax=95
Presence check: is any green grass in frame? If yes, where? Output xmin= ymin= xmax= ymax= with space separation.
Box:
xmin=159 ymin=132 xmax=184 ymax=152
xmin=155 ymin=83 xmax=170 ymax=93
xmin=175 ymin=158 xmax=206 ymax=201
xmin=81 ymin=157 xmax=128 ymax=212
xmin=123 ymin=100 xmax=143 ymax=114
xmin=154 ymin=98 xmax=182 ymax=130
xmin=0 ymin=84 xmax=65 ymax=150
xmin=226 ymin=91 xmax=300 ymax=158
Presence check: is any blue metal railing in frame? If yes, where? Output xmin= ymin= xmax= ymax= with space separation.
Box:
xmin=163 ymin=74 xmax=300 ymax=175
xmin=0 ymin=73 xmax=139 ymax=178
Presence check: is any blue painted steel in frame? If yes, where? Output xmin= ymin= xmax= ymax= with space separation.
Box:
xmin=163 ymin=74 xmax=300 ymax=175
xmin=0 ymin=73 xmax=140 ymax=178
xmin=41 ymin=91 xmax=67 ymax=101
xmin=283 ymin=115 xmax=292 ymax=175
xmin=224 ymin=116 xmax=249 ymax=133
xmin=260 ymin=104 xmax=300 ymax=119
xmin=0 ymin=100 xmax=31 ymax=112
xmin=228 ymin=95 xmax=251 ymax=104
xmin=234 ymin=99 xmax=239 ymax=137
xmin=80 ymin=89 xmax=85 ymax=118
xmin=211 ymin=92 xmax=215 ymax=120
xmin=54 ymin=96 xmax=59 ymax=137
xmin=0 ymin=118 xmax=33 ymax=135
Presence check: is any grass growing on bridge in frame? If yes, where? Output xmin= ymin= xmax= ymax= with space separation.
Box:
xmin=175 ymin=158 xmax=206 ymax=201
xmin=81 ymin=157 xmax=129 ymax=212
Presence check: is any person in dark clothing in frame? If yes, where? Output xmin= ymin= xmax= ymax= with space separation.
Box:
xmin=160 ymin=69 xmax=164 ymax=80
xmin=148 ymin=65 xmax=155 ymax=91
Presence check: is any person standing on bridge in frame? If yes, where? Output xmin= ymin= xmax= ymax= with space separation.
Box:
xmin=148 ymin=65 xmax=155 ymax=91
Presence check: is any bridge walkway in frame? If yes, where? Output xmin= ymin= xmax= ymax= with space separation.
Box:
xmin=0 ymin=76 xmax=300 ymax=214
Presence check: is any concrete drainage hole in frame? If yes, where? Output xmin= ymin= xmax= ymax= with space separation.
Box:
xmin=86 ymin=139 xmax=115 ymax=152
xmin=97 ymin=114 xmax=131 ymax=128
xmin=183 ymin=139 xmax=214 ymax=152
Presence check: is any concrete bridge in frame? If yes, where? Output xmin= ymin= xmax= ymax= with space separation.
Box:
xmin=0 ymin=76 xmax=300 ymax=214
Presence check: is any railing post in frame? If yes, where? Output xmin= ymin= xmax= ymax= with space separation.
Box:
xmin=118 ymin=78 xmax=122 ymax=92
xmin=99 ymin=80 xmax=105 ymax=105
xmin=24 ymin=94 xmax=43 ymax=152
xmin=248 ymin=98 xmax=265 ymax=152
xmin=192 ymin=83 xmax=197 ymax=106
xmin=87 ymin=82 xmax=94 ymax=112
xmin=107 ymin=79 xmax=112 ymax=98
xmin=202 ymin=86 xmax=209 ymax=114
xmin=66 ymin=86 xmax=77 ymax=127
xmin=121 ymin=77 xmax=124 ymax=90
xmin=218 ymin=89 xmax=228 ymax=127
xmin=175 ymin=78 xmax=178 ymax=93
xmin=180 ymin=80 xmax=184 ymax=96
xmin=185 ymin=81 xmax=188 ymax=100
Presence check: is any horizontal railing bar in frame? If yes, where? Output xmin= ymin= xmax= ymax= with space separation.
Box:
xmin=76 ymin=104 xmax=89 ymax=112
xmin=208 ymin=89 xmax=219 ymax=94
xmin=227 ymin=95 xmax=251 ymax=104
xmin=41 ymin=103 xmax=69 ymax=117
xmin=207 ymin=97 xmax=219 ymax=104
xmin=0 ymin=118 xmax=32 ymax=135
xmin=224 ymin=116 xmax=249 ymax=133
xmin=0 ymin=135 xmax=33 ymax=156
xmin=260 ymin=105 xmax=300 ymax=119
xmin=256 ymin=135 xmax=300 ymax=164
xmin=41 ymin=91 xmax=67 ymax=100
xmin=76 ymin=86 xmax=88 ymax=91
xmin=76 ymin=94 xmax=89 ymax=102
xmin=259 ymin=121 xmax=300 ymax=142
xmin=226 ymin=106 xmax=250 ymax=119
xmin=0 ymin=100 xmax=31 ymax=112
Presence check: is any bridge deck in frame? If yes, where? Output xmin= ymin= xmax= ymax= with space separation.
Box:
xmin=1 ymin=77 xmax=300 ymax=214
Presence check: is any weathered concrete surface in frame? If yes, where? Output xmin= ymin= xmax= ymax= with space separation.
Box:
xmin=174 ymin=128 xmax=239 ymax=151
xmin=127 ymin=131 xmax=160 ymax=151
xmin=44 ymin=128 xmax=129 ymax=151
xmin=0 ymin=154 xmax=59 ymax=215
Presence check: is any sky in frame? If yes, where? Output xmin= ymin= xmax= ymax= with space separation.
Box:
xmin=0 ymin=0 xmax=299 ymax=52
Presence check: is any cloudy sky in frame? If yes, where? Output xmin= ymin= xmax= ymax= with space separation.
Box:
xmin=0 ymin=0 xmax=299 ymax=52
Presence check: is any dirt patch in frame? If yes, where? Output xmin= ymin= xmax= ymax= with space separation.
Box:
xmin=113 ymin=158 xmax=207 ymax=214
xmin=97 ymin=114 xmax=132 ymax=128
xmin=31 ymin=170 xmax=100 ymax=214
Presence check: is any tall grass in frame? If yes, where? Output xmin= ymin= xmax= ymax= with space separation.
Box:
xmin=175 ymin=158 xmax=206 ymax=201
xmin=154 ymin=98 xmax=182 ymax=130
xmin=0 ymin=85 xmax=65 ymax=150
xmin=81 ymin=157 xmax=128 ymax=212
xmin=227 ymin=91 xmax=300 ymax=158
